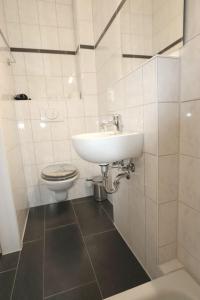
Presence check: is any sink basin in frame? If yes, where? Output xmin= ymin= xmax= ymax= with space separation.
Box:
xmin=72 ymin=131 xmax=143 ymax=164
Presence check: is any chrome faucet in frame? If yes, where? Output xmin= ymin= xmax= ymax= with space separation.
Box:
xmin=100 ymin=114 xmax=122 ymax=132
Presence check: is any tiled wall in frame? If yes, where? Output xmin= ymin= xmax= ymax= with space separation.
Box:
xmin=120 ymin=0 xmax=153 ymax=55
xmin=152 ymin=0 xmax=184 ymax=53
xmin=0 ymin=4 xmax=28 ymax=244
xmin=120 ymin=0 xmax=183 ymax=57
xmin=4 ymin=0 xmax=75 ymax=51
xmin=178 ymin=0 xmax=200 ymax=283
xmin=108 ymin=57 xmax=179 ymax=278
xmin=1 ymin=0 xmax=100 ymax=207
xmin=92 ymin=0 xmax=121 ymax=42
xmin=93 ymin=0 xmax=180 ymax=278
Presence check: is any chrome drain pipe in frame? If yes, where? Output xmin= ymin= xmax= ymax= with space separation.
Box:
xmin=99 ymin=160 xmax=135 ymax=194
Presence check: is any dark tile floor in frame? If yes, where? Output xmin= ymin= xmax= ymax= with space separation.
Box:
xmin=0 ymin=197 xmax=150 ymax=300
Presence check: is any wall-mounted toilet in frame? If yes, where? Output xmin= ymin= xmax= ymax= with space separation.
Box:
xmin=41 ymin=163 xmax=78 ymax=201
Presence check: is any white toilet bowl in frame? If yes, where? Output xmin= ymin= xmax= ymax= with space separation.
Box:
xmin=41 ymin=163 xmax=78 ymax=201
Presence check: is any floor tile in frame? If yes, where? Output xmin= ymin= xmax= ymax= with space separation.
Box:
xmin=0 ymin=252 xmax=19 ymax=272
xmin=45 ymin=282 xmax=102 ymax=300
xmin=0 ymin=270 xmax=15 ymax=300
xmin=45 ymin=201 xmax=76 ymax=230
xmin=100 ymin=200 xmax=113 ymax=221
xmin=12 ymin=240 xmax=43 ymax=300
xmin=72 ymin=196 xmax=94 ymax=205
xmin=24 ymin=206 xmax=44 ymax=242
xmin=44 ymin=224 xmax=95 ymax=297
xmin=73 ymin=201 xmax=114 ymax=236
xmin=86 ymin=230 xmax=150 ymax=298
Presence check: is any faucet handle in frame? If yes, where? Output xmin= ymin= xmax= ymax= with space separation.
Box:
xmin=112 ymin=114 xmax=122 ymax=132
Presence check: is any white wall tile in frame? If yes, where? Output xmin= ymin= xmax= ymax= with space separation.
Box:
xmin=78 ymin=20 xmax=94 ymax=45
xmin=61 ymin=55 xmax=76 ymax=77
xmin=43 ymin=54 xmax=62 ymax=76
xmin=56 ymin=3 xmax=73 ymax=28
xmin=184 ymin=0 xmax=200 ymax=42
xmin=18 ymin=120 xmax=33 ymax=143
xmin=21 ymin=24 xmax=41 ymax=48
xmin=6 ymin=22 xmax=22 ymax=47
xmin=129 ymin=184 xmax=146 ymax=264
xmin=41 ymin=26 xmax=59 ymax=50
xmin=178 ymin=203 xmax=200 ymax=262
xmin=31 ymin=120 xmax=51 ymax=142
xmin=25 ymin=53 xmax=44 ymax=76
xmin=45 ymin=76 xmax=64 ymax=97
xmin=159 ymin=201 xmax=177 ymax=247
xmin=15 ymin=102 xmax=30 ymax=120
xmin=67 ymin=98 xmax=85 ymax=117
xmin=143 ymin=59 xmax=157 ymax=104
xmin=34 ymin=141 xmax=54 ymax=164
xmin=146 ymin=197 xmax=158 ymax=278
xmin=21 ymin=142 xmax=36 ymax=165
xmin=52 ymin=140 xmax=71 ymax=162
xmin=158 ymin=155 xmax=178 ymax=203
xmin=38 ymin=1 xmax=57 ymax=26
xmin=179 ymin=155 xmax=200 ymax=212
xmin=114 ymin=180 xmax=130 ymax=244
xmin=18 ymin=0 xmax=39 ymax=25
xmin=58 ymin=28 xmax=75 ymax=50
xmin=3 ymin=0 xmax=19 ymax=23
xmin=178 ymin=245 xmax=200 ymax=283
xmin=159 ymin=243 xmax=176 ymax=264
xmin=158 ymin=102 xmax=179 ymax=155
xmin=24 ymin=165 xmax=39 ymax=186
xmin=124 ymin=67 xmax=143 ymax=108
xmin=29 ymin=101 xmax=48 ymax=120
xmin=51 ymin=121 xmax=69 ymax=140
xmin=14 ymin=75 xmax=29 ymax=96
xmin=27 ymin=76 xmax=46 ymax=99
xmin=81 ymin=73 xmax=97 ymax=95
xmin=144 ymin=103 xmax=158 ymax=155
xmin=157 ymin=57 xmax=179 ymax=102
xmin=79 ymin=50 xmax=96 ymax=73
xmin=83 ymin=95 xmax=98 ymax=117
xmin=144 ymin=153 xmax=158 ymax=202
xmin=12 ymin=53 xmax=26 ymax=76
xmin=69 ymin=117 xmax=86 ymax=136
xmin=28 ymin=185 xmax=41 ymax=207
xmin=180 ymin=100 xmax=200 ymax=157
xmin=181 ymin=35 xmax=200 ymax=101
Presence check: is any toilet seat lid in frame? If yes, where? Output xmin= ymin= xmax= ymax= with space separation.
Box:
xmin=41 ymin=163 xmax=78 ymax=181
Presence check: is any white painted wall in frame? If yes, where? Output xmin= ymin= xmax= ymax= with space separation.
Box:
xmin=0 ymin=0 xmax=28 ymax=252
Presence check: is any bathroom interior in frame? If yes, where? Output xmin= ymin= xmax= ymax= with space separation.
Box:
xmin=1 ymin=0 xmax=200 ymax=299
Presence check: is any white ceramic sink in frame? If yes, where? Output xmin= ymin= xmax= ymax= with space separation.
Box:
xmin=72 ymin=131 xmax=143 ymax=164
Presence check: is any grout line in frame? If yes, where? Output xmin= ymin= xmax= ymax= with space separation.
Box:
xmin=179 ymin=200 xmax=200 ymax=214
xmin=178 ymin=242 xmax=200 ymax=265
xmin=100 ymin=203 xmax=114 ymax=224
xmin=43 ymin=206 xmax=46 ymax=299
xmin=180 ymin=153 xmax=200 ymax=160
xmin=71 ymin=202 xmax=104 ymax=299
xmin=10 ymin=247 xmax=22 ymax=299
xmin=0 ymin=268 xmax=16 ymax=275
xmin=44 ymin=280 xmax=97 ymax=299
xmin=45 ymin=222 xmax=77 ymax=232
xmin=158 ymin=241 xmax=177 ymax=249
xmin=23 ymin=238 xmax=44 ymax=244
xmin=84 ymin=228 xmax=116 ymax=239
